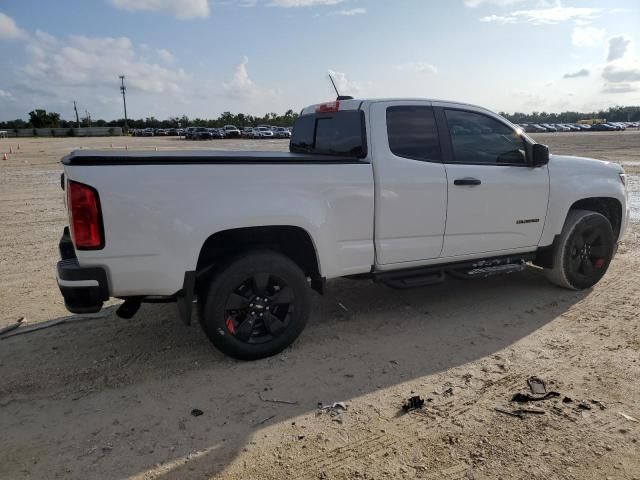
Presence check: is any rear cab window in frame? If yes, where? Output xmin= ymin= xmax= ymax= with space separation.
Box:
xmin=290 ymin=110 xmax=367 ymax=158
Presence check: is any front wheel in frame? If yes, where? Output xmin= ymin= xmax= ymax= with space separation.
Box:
xmin=200 ymin=251 xmax=310 ymax=360
xmin=545 ymin=210 xmax=615 ymax=290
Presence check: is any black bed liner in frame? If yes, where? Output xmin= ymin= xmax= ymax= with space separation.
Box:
xmin=62 ymin=150 xmax=368 ymax=166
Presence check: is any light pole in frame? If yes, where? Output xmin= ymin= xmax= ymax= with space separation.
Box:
xmin=119 ymin=75 xmax=128 ymax=133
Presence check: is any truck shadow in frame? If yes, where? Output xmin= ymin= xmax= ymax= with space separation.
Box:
xmin=0 ymin=268 xmax=587 ymax=479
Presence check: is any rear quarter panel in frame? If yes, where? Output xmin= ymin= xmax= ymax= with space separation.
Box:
xmin=65 ymin=163 xmax=374 ymax=296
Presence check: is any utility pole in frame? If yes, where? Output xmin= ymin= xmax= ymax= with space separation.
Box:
xmin=119 ymin=75 xmax=128 ymax=133
xmin=85 ymin=110 xmax=92 ymax=127
xmin=73 ymin=100 xmax=80 ymax=128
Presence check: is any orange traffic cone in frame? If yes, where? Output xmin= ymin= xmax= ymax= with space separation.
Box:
xmin=2 ymin=153 xmax=7 ymax=160
xmin=9 ymin=146 xmax=12 ymax=154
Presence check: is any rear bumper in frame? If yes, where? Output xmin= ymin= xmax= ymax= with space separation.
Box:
xmin=57 ymin=228 xmax=109 ymax=314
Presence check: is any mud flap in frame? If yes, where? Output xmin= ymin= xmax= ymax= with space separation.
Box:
xmin=176 ymin=271 xmax=196 ymax=326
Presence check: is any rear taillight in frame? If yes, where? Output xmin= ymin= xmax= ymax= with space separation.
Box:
xmin=67 ymin=180 xmax=104 ymax=250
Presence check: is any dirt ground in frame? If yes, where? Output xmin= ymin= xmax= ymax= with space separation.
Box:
xmin=0 ymin=132 xmax=639 ymax=480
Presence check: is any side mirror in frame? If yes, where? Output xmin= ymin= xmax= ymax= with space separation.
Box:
xmin=531 ymin=143 xmax=549 ymax=167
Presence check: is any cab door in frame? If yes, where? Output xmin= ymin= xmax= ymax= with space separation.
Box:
xmin=434 ymin=105 xmax=549 ymax=257
xmin=370 ymin=101 xmax=448 ymax=264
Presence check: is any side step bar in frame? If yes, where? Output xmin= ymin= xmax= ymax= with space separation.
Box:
xmin=373 ymin=253 xmax=536 ymax=288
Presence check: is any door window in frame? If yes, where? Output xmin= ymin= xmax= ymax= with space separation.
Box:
xmin=386 ymin=106 xmax=441 ymax=162
xmin=445 ymin=109 xmax=526 ymax=165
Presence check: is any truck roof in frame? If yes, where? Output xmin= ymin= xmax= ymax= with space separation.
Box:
xmin=300 ymin=98 xmax=495 ymax=116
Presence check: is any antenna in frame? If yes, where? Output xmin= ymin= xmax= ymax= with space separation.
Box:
xmin=328 ymin=72 xmax=354 ymax=101
xmin=328 ymin=73 xmax=340 ymax=98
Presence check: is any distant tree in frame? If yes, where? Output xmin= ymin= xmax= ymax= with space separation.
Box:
xmin=28 ymin=109 xmax=61 ymax=128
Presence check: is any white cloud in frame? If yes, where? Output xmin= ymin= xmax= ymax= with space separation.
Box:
xmin=223 ymin=56 xmax=278 ymax=101
xmin=602 ymin=65 xmax=640 ymax=83
xmin=223 ymin=56 xmax=255 ymax=98
xmin=395 ymin=62 xmax=438 ymax=75
xmin=479 ymin=14 xmax=516 ymax=23
xmin=334 ymin=8 xmax=366 ymax=16
xmin=464 ymin=0 xmax=525 ymax=7
xmin=602 ymin=83 xmax=637 ymax=94
xmin=480 ymin=6 xmax=600 ymax=25
xmin=0 ymin=12 xmax=26 ymax=40
xmin=563 ymin=68 xmax=589 ymax=79
xmin=157 ymin=48 xmax=175 ymax=64
xmin=571 ymin=26 xmax=604 ymax=47
xmin=269 ymin=0 xmax=345 ymax=6
xmin=607 ymin=35 xmax=630 ymax=62
xmin=0 ymin=89 xmax=12 ymax=97
xmin=327 ymin=69 xmax=363 ymax=96
xmin=109 ymin=0 xmax=210 ymax=19
xmin=21 ymin=33 xmax=187 ymax=95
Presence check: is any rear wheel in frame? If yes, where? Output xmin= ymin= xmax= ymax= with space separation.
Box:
xmin=545 ymin=210 xmax=615 ymax=290
xmin=201 ymin=251 xmax=310 ymax=360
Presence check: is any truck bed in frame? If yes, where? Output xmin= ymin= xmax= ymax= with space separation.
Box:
xmin=62 ymin=149 xmax=375 ymax=297
xmin=62 ymin=150 xmax=366 ymax=166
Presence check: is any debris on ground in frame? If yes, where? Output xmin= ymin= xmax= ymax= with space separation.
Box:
xmin=0 ymin=311 xmax=112 ymax=340
xmin=512 ymin=391 xmax=560 ymax=403
xmin=495 ymin=407 xmax=546 ymax=418
xmin=0 ymin=316 xmax=25 ymax=336
xmin=190 ymin=409 xmax=204 ymax=417
xmin=318 ymin=402 xmax=348 ymax=423
xmin=402 ymin=395 xmax=425 ymax=412
xmin=577 ymin=403 xmax=592 ymax=411
xmin=318 ymin=401 xmax=347 ymax=413
xmin=618 ymin=412 xmax=639 ymax=423
xmin=563 ymin=396 xmax=573 ymax=403
xmin=591 ymin=400 xmax=607 ymax=410
xmin=254 ymin=414 xmax=276 ymax=426
xmin=527 ymin=376 xmax=547 ymax=395
xmin=259 ymin=391 xmax=299 ymax=405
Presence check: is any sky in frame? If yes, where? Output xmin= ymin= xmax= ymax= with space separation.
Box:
xmin=0 ymin=0 xmax=639 ymax=121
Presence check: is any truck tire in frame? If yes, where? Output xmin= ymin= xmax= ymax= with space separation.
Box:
xmin=200 ymin=251 xmax=310 ymax=360
xmin=545 ymin=209 xmax=615 ymax=290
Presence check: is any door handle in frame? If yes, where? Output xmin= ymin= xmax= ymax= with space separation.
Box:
xmin=454 ymin=177 xmax=481 ymax=186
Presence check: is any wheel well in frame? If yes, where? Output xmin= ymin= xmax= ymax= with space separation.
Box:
xmin=196 ymin=226 xmax=322 ymax=291
xmin=569 ymin=197 xmax=622 ymax=238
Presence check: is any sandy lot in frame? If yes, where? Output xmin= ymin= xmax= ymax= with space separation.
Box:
xmin=0 ymin=132 xmax=639 ymax=480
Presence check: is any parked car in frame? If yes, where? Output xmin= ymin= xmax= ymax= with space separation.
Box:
xmin=56 ymin=97 xmax=629 ymax=360
xmin=241 ymin=127 xmax=254 ymax=138
xmin=210 ymin=128 xmax=225 ymax=139
xmin=572 ymin=124 xmax=590 ymax=131
xmin=590 ymin=123 xmax=616 ymax=131
xmin=140 ymin=128 xmax=154 ymax=137
xmin=274 ymin=127 xmax=291 ymax=139
xmin=189 ymin=127 xmax=213 ymax=140
xmin=223 ymin=125 xmax=241 ymax=138
xmin=541 ymin=124 xmax=557 ymax=132
xmin=554 ymin=124 xmax=571 ymax=132
xmin=524 ymin=124 xmax=546 ymax=133
xmin=253 ymin=126 xmax=274 ymax=138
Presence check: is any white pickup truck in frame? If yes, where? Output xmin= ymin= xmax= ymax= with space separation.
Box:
xmin=57 ymin=98 xmax=629 ymax=359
